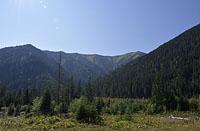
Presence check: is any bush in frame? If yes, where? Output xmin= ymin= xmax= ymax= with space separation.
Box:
xmin=177 ymin=97 xmax=189 ymax=111
xmin=189 ymin=98 xmax=199 ymax=111
xmin=146 ymin=103 xmax=156 ymax=114
xmin=76 ymin=103 xmax=102 ymax=124
xmin=20 ymin=105 xmax=31 ymax=114
xmin=71 ymin=98 xmax=103 ymax=124
xmin=54 ymin=102 xmax=68 ymax=114
xmin=69 ymin=98 xmax=87 ymax=113
xmin=96 ymin=98 xmax=105 ymax=114
xmin=32 ymin=97 xmax=42 ymax=114
xmin=104 ymin=99 xmax=148 ymax=115
xmin=153 ymin=104 xmax=166 ymax=113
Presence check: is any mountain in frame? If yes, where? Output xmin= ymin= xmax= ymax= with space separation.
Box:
xmin=0 ymin=45 xmax=58 ymax=88
xmin=94 ymin=24 xmax=200 ymax=98
xmin=45 ymin=51 xmax=145 ymax=81
xmin=0 ymin=45 xmax=145 ymax=88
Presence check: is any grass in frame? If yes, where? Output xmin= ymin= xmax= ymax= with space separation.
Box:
xmin=0 ymin=113 xmax=200 ymax=131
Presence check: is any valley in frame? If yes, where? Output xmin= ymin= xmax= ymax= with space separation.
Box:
xmin=0 ymin=4 xmax=200 ymax=130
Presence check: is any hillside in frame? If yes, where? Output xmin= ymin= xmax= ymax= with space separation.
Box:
xmin=0 ymin=45 xmax=144 ymax=88
xmin=94 ymin=24 xmax=200 ymax=98
xmin=45 ymin=51 xmax=145 ymax=81
xmin=0 ymin=45 xmax=58 ymax=88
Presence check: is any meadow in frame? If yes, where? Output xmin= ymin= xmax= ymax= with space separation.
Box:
xmin=1 ymin=113 xmax=200 ymax=131
xmin=1 ymin=97 xmax=200 ymax=131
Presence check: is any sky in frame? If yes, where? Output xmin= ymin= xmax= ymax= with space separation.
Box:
xmin=0 ymin=0 xmax=200 ymax=56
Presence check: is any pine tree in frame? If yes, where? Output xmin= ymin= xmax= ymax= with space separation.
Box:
xmin=69 ymin=76 xmax=75 ymax=99
xmin=75 ymin=80 xmax=82 ymax=98
xmin=84 ymin=77 xmax=94 ymax=102
xmin=22 ymin=89 xmax=30 ymax=105
xmin=96 ymin=98 xmax=104 ymax=114
xmin=64 ymin=87 xmax=70 ymax=106
xmin=40 ymin=89 xmax=52 ymax=115
xmin=7 ymin=104 xmax=15 ymax=116
xmin=14 ymin=105 xmax=21 ymax=116
xmin=151 ymin=74 xmax=165 ymax=112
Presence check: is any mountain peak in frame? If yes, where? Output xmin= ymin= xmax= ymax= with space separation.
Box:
xmin=22 ymin=44 xmax=35 ymax=47
xmin=0 ymin=44 xmax=37 ymax=50
xmin=17 ymin=44 xmax=37 ymax=49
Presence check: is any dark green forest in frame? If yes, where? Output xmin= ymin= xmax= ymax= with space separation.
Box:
xmin=93 ymin=24 xmax=200 ymax=100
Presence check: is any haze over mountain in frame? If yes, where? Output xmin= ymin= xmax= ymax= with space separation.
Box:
xmin=94 ymin=24 xmax=200 ymax=98
xmin=0 ymin=45 xmax=145 ymax=88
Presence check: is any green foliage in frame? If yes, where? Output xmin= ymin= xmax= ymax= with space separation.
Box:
xmin=60 ymin=102 xmax=68 ymax=114
xmin=2 ymin=113 xmax=200 ymax=130
xmin=103 ymin=98 xmax=148 ymax=115
xmin=32 ymin=97 xmax=42 ymax=114
xmin=0 ymin=116 xmax=77 ymax=130
xmin=188 ymin=98 xmax=199 ymax=111
xmin=7 ymin=104 xmax=15 ymax=116
xmin=14 ymin=105 xmax=21 ymax=116
xmin=151 ymin=75 xmax=163 ymax=106
xmin=84 ymin=77 xmax=94 ymax=102
xmin=69 ymin=98 xmax=86 ymax=113
xmin=20 ymin=105 xmax=31 ymax=114
xmin=145 ymin=103 xmax=156 ymax=115
xmin=177 ymin=97 xmax=189 ymax=111
xmin=54 ymin=102 xmax=68 ymax=114
xmin=165 ymin=94 xmax=178 ymax=111
xmin=96 ymin=98 xmax=105 ymax=114
xmin=76 ymin=103 xmax=102 ymax=124
xmin=40 ymin=89 xmax=52 ymax=115
xmin=69 ymin=97 xmax=102 ymax=124
xmin=22 ymin=89 xmax=30 ymax=105
xmin=93 ymin=24 xmax=200 ymax=100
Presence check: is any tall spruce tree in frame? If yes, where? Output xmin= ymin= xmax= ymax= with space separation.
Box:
xmin=40 ymin=89 xmax=52 ymax=115
xmin=151 ymin=74 xmax=165 ymax=112
xmin=22 ymin=89 xmax=30 ymax=105
xmin=69 ymin=76 xmax=75 ymax=100
xmin=84 ymin=77 xmax=94 ymax=102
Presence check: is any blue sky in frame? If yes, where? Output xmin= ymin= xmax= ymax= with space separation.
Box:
xmin=0 ymin=0 xmax=200 ymax=55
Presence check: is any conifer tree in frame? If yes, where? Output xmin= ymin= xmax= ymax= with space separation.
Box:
xmin=69 ymin=76 xmax=75 ymax=100
xmin=151 ymin=74 xmax=165 ymax=112
xmin=40 ymin=89 xmax=52 ymax=115
xmin=84 ymin=77 xmax=94 ymax=102
xmin=22 ymin=88 xmax=30 ymax=105
xmin=7 ymin=104 xmax=15 ymax=116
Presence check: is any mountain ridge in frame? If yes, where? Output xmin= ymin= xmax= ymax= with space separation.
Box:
xmin=0 ymin=44 xmax=145 ymax=88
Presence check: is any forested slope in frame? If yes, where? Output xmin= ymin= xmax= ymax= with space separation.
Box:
xmin=94 ymin=24 xmax=200 ymax=98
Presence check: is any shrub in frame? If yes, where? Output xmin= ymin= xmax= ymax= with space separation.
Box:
xmin=165 ymin=95 xmax=178 ymax=111
xmin=146 ymin=103 xmax=156 ymax=115
xmin=69 ymin=97 xmax=87 ymax=113
xmin=105 ymin=99 xmax=148 ymax=115
xmin=76 ymin=103 xmax=102 ymax=124
xmin=189 ymin=98 xmax=199 ymax=111
xmin=96 ymin=98 xmax=105 ymax=114
xmin=177 ymin=97 xmax=189 ymax=111
xmin=32 ymin=97 xmax=42 ymax=114
xmin=20 ymin=105 xmax=31 ymax=113
xmin=54 ymin=102 xmax=68 ymax=114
